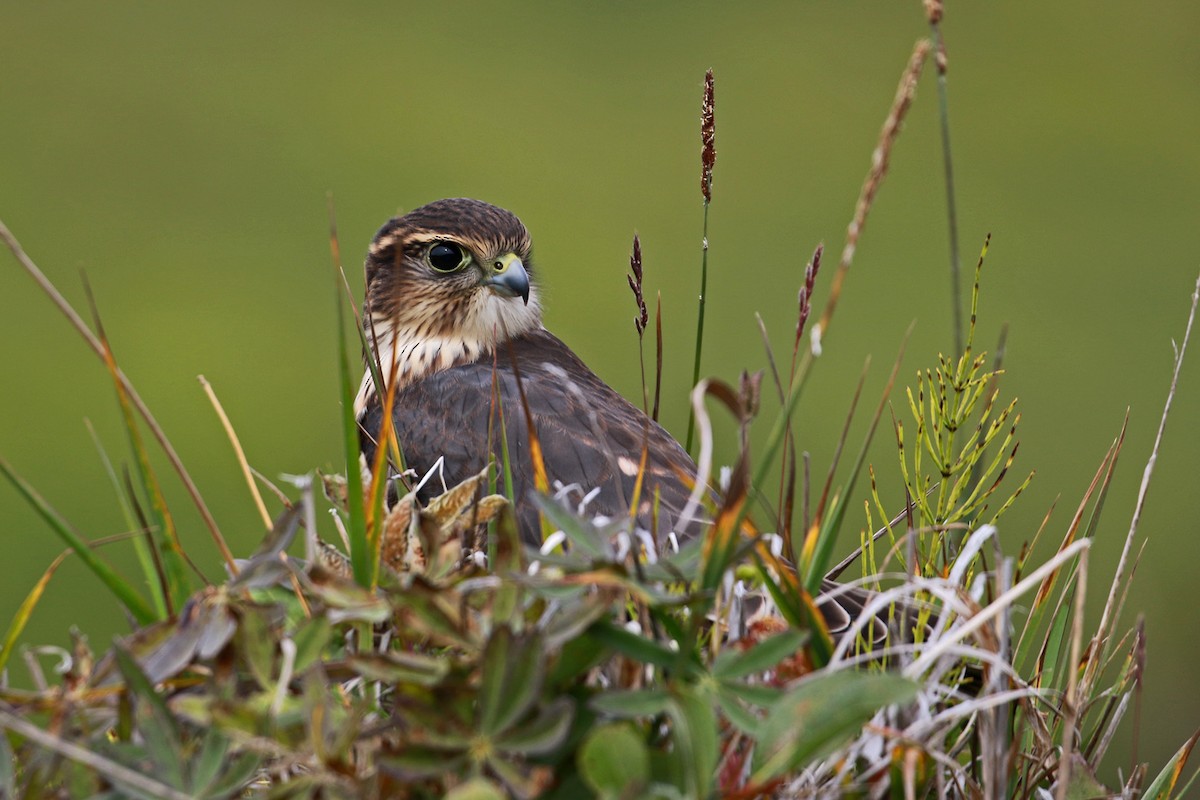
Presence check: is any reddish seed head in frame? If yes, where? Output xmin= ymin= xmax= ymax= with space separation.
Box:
xmin=701 ymin=69 xmax=716 ymax=202
xmin=627 ymin=234 xmax=648 ymax=335
xmin=796 ymin=244 xmax=823 ymax=341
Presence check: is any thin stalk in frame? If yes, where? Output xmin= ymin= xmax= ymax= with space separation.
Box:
xmin=685 ymin=199 xmax=711 ymax=453
xmin=686 ymin=69 xmax=716 ymax=453
xmin=199 ymin=375 xmax=272 ymax=531
xmin=928 ymin=14 xmax=963 ymax=358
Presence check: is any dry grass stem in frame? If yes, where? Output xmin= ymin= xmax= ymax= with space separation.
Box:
xmin=0 ymin=705 xmax=194 ymax=800
xmin=0 ymin=219 xmax=235 ymax=570
xmin=199 ymin=375 xmax=273 ymax=531
xmin=816 ymin=39 xmax=931 ymax=341
xmin=1086 ymin=273 xmax=1200 ymax=695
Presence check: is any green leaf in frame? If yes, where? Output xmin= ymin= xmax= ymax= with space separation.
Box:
xmin=478 ymin=627 xmax=544 ymax=736
xmin=542 ymin=595 xmax=614 ymax=650
xmin=391 ymin=578 xmax=473 ymax=649
xmin=87 ymin=419 xmax=168 ymax=618
xmin=587 ymin=621 xmax=689 ymax=672
xmin=712 ymin=629 xmax=807 ymax=680
xmin=489 ymin=754 xmax=549 ymax=800
xmin=379 ymin=746 xmax=470 ymax=780
xmin=489 ymin=508 xmax=524 ymax=624
xmin=578 ymin=723 xmax=651 ymax=798
xmin=667 ymin=685 xmax=718 ymax=799
xmin=1058 ymin=753 xmax=1111 ymax=800
xmin=237 ymin=607 xmax=275 ymax=689
xmin=291 ymin=616 xmax=333 ymax=674
xmin=715 ymin=690 xmax=764 ymax=736
xmin=495 ymin=697 xmax=575 ymax=757
xmin=549 ymin=633 xmax=609 ymax=686
xmin=190 ymin=727 xmax=229 ymax=793
xmin=345 ymin=650 xmax=450 ymax=686
xmin=112 ymin=644 xmax=186 ymax=789
xmin=718 ymin=681 xmax=782 ymax=708
xmin=301 ymin=571 xmax=390 ymax=623
xmin=1039 ymin=594 xmax=1072 ymax=690
xmin=531 ymin=493 xmax=607 ymax=559
xmin=590 ymin=689 xmax=671 ymax=718
xmin=751 ymin=670 xmax=918 ymax=783
xmin=1142 ymin=728 xmax=1200 ymax=800
xmin=198 ymin=751 xmax=260 ymax=799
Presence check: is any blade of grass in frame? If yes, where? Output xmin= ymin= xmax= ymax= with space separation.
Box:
xmin=755 ymin=312 xmax=798 ymax=548
xmin=85 ymin=418 xmax=167 ymax=617
xmin=0 ymin=457 xmax=155 ymax=624
xmin=505 ymin=340 xmax=552 ymax=543
xmin=811 ymin=356 xmax=870 ymax=532
xmin=84 ymin=277 xmax=196 ymax=607
xmin=329 ymin=201 xmax=371 ymax=587
xmin=0 ymin=551 xmax=69 ymax=672
xmin=1055 ymin=542 xmax=1090 ymax=800
xmin=121 ymin=467 xmax=171 ymax=612
xmin=363 ymin=348 xmax=406 ymax=588
xmin=0 ymin=218 xmax=234 ymax=571
xmin=806 ymin=323 xmax=914 ymax=589
xmin=1140 ymin=728 xmax=1200 ymax=800
xmin=1085 ymin=272 xmax=1200 ymax=697
xmin=198 ymin=375 xmax=271 ymax=531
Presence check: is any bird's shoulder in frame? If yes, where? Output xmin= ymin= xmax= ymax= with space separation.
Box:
xmin=383 ymin=328 xmax=699 ymax=527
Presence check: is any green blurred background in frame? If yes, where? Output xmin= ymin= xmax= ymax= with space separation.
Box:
xmin=3 ymin=1 xmax=1197 ymax=779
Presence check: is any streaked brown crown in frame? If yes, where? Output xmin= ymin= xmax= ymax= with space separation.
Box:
xmin=364 ymin=198 xmax=533 ymax=322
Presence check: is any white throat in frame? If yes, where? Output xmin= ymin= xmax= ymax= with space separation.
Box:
xmin=354 ymin=286 xmax=542 ymax=418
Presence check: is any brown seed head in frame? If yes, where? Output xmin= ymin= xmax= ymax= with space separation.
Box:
xmin=701 ymin=69 xmax=716 ymax=202
xmin=627 ymin=233 xmax=648 ymax=335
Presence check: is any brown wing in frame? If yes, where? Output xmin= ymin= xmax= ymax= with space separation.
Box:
xmin=359 ymin=330 xmax=954 ymax=662
xmin=359 ymin=329 xmax=704 ymax=547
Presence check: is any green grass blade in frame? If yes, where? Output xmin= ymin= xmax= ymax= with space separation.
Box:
xmin=684 ymin=200 xmax=712 ymax=454
xmin=0 ymin=457 xmax=155 ymax=624
xmin=334 ymin=261 xmax=371 ymax=588
xmin=86 ymin=419 xmax=167 ymax=617
xmin=85 ymin=286 xmax=193 ymax=610
xmin=0 ymin=551 xmax=67 ymax=672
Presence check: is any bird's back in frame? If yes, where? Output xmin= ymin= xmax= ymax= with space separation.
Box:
xmin=359 ymin=329 xmax=702 ymax=546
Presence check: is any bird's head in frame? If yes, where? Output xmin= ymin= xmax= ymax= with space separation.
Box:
xmin=357 ymin=199 xmax=544 ymax=401
xmin=364 ymin=198 xmax=542 ymax=341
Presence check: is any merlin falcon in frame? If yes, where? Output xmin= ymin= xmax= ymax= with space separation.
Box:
xmin=351 ymin=198 xmax=928 ymax=650
xmin=355 ymin=198 xmax=703 ymax=545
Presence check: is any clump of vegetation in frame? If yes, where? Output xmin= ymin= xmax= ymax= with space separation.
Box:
xmin=2 ymin=6 xmax=1198 ymax=798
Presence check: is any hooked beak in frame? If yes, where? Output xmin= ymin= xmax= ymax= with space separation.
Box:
xmin=483 ymin=253 xmax=530 ymax=305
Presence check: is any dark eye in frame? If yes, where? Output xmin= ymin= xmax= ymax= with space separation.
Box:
xmin=427 ymin=242 xmax=467 ymax=272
